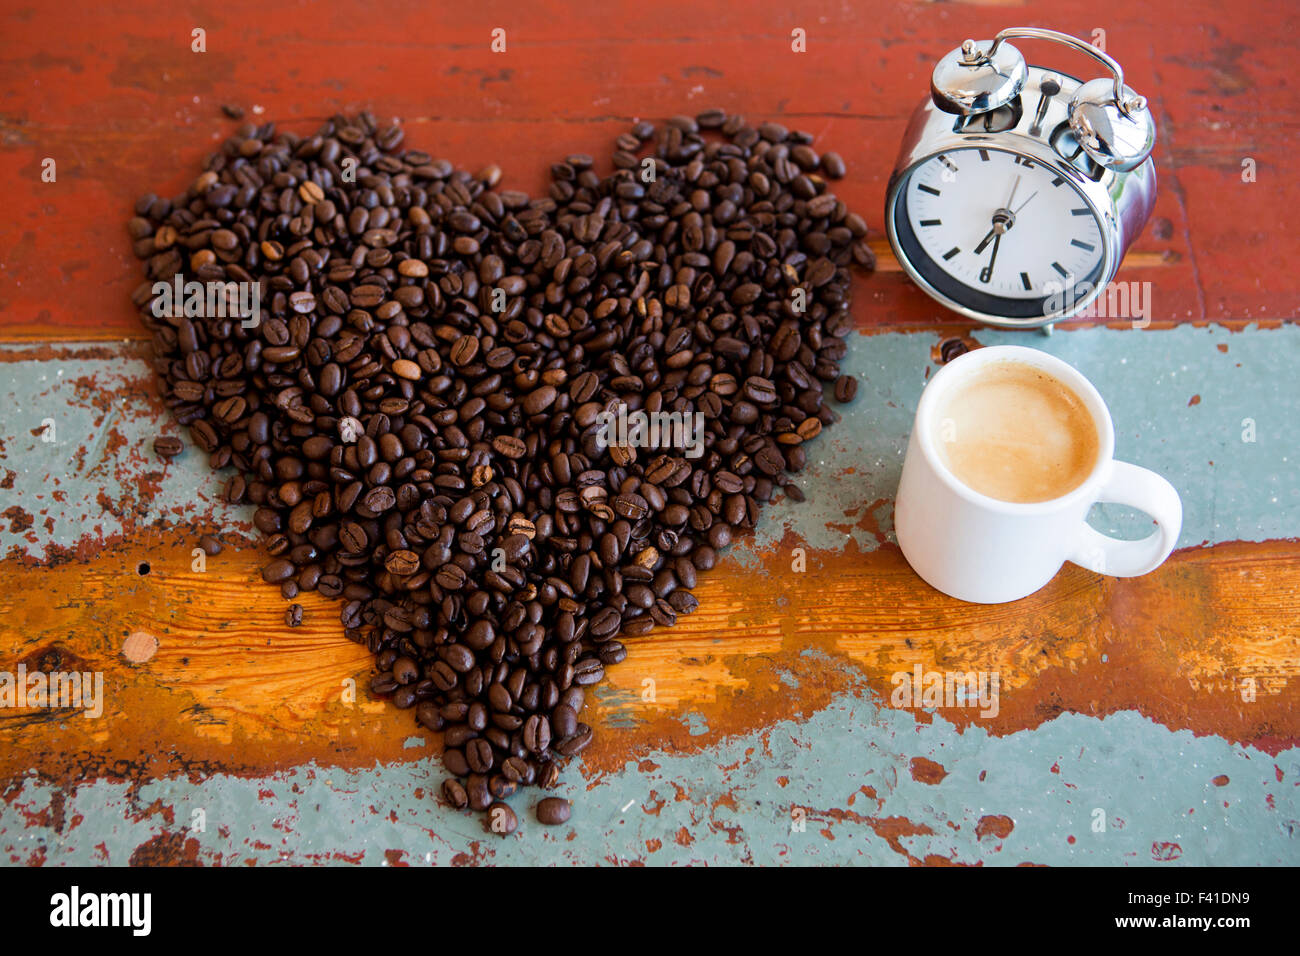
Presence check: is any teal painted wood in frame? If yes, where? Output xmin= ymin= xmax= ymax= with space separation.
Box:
xmin=2 ymin=325 xmax=1296 ymax=560
xmin=1 ymin=695 xmax=1296 ymax=864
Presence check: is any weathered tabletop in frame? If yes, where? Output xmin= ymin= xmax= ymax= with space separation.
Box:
xmin=0 ymin=0 xmax=1296 ymax=865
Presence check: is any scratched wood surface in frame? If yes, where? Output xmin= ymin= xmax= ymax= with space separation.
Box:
xmin=1 ymin=0 xmax=1298 ymax=342
xmin=1 ymin=531 xmax=1297 ymax=787
xmin=1 ymin=0 xmax=1298 ymax=801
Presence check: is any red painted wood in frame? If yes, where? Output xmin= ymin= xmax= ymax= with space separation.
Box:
xmin=0 ymin=0 xmax=1296 ymax=340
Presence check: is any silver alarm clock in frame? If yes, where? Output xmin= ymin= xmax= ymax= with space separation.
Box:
xmin=885 ymin=27 xmax=1157 ymax=328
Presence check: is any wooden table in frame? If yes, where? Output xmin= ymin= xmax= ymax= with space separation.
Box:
xmin=0 ymin=0 xmax=1296 ymax=866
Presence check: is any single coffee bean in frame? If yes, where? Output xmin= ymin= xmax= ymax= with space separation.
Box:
xmin=536 ymin=797 xmax=571 ymax=825
xmin=821 ymin=151 xmax=847 ymax=178
xmin=392 ymin=359 xmax=421 ymax=380
xmin=285 ymin=603 xmax=303 ymax=627
xmin=486 ymin=801 xmax=518 ymax=835
xmin=261 ymin=559 xmax=295 ymax=583
xmin=385 ymin=549 xmax=420 ymax=575
xmin=442 ymin=779 xmax=469 ymax=810
xmin=153 ymin=435 xmax=183 ymax=458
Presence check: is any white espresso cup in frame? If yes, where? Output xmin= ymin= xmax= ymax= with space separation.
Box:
xmin=893 ymin=345 xmax=1183 ymax=603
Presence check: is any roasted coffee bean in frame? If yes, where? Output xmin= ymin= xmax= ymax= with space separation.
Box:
xmin=466 ymin=774 xmax=492 ymax=811
xmin=340 ymin=522 xmax=368 ymax=553
xmin=523 ymin=713 xmax=551 ymax=754
xmin=198 ymin=534 xmax=223 ymax=556
xmin=486 ymin=801 xmax=518 ymax=835
xmin=385 ymin=549 xmax=420 ymax=575
xmin=363 ymin=486 xmax=395 ymax=513
xmin=153 ymin=435 xmax=183 ymax=458
xmin=443 ymin=748 xmax=471 ymax=777
xmin=442 ymin=779 xmax=469 ymax=810
xmin=128 ymin=110 xmax=869 ymax=828
xmin=555 ymin=724 xmax=593 ymax=756
xmin=536 ymin=797 xmax=571 ymax=825
xmin=284 ymin=603 xmax=303 ymax=627
xmin=261 ymin=559 xmax=295 ymax=583
xmin=552 ymin=703 xmax=578 ymax=738
xmin=467 ymin=738 xmax=495 ymax=774
xmin=821 ymin=151 xmax=847 ymax=179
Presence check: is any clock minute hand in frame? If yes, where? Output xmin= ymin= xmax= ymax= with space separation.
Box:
xmin=977 ymin=180 xmax=1034 ymax=256
xmin=978 ymin=231 xmax=1003 ymax=284
xmin=974 ymin=176 xmax=1025 ymax=255
xmin=1004 ymin=174 xmax=1022 ymax=209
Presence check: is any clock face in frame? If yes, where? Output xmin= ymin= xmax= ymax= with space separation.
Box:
xmin=894 ymin=147 xmax=1106 ymax=318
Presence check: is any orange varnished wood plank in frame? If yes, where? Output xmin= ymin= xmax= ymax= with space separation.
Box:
xmin=1 ymin=0 xmax=1297 ymax=342
xmin=1 ymin=532 xmax=1296 ymax=788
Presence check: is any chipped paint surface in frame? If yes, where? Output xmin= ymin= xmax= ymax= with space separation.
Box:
xmin=4 ymin=324 xmax=1295 ymax=562
xmin=1 ymin=325 xmax=1297 ymax=864
xmin=750 ymin=323 xmax=1299 ymax=555
xmin=3 ymin=698 xmax=1296 ymax=865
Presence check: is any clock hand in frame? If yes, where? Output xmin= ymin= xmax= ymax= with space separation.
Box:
xmin=1012 ymin=190 xmax=1038 ymax=214
xmin=973 ymin=175 xmax=1025 ymax=254
xmin=1004 ymin=174 xmax=1022 ymax=210
xmin=978 ymin=231 xmax=1003 ymax=284
xmin=974 ymin=207 xmax=1015 ymax=255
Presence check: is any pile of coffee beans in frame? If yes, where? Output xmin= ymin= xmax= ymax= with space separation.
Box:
xmin=128 ymin=109 xmax=869 ymax=827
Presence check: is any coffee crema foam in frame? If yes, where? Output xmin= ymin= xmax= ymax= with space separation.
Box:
xmin=934 ymin=360 xmax=1100 ymax=503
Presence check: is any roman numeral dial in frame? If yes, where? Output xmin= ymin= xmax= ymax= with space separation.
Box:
xmin=904 ymin=148 xmax=1103 ymax=300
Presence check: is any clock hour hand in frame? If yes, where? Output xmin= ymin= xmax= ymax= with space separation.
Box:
xmin=974 ymin=210 xmax=1012 ymax=257
xmin=974 ymin=224 xmax=1000 ymax=255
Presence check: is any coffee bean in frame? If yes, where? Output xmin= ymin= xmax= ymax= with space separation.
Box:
xmin=153 ymin=435 xmax=183 ymax=458
xmin=466 ymin=774 xmax=492 ymax=811
xmin=391 ymin=359 xmax=421 ymax=380
xmin=198 ymin=534 xmax=222 ymax=555
xmin=536 ymin=797 xmax=571 ymax=825
xmin=467 ymin=738 xmax=494 ymax=774
xmin=552 ymin=703 xmax=578 ymax=738
xmin=573 ymin=659 xmax=605 ymax=685
xmin=384 ymin=550 xmax=420 ymax=576
xmin=821 ymin=151 xmax=847 ymax=179
xmin=442 ymin=779 xmax=469 ymax=810
xmin=340 ymin=522 xmax=368 ymax=553
xmin=492 ymin=435 xmax=527 ymax=459
xmin=523 ymin=385 xmax=557 ymax=415
xmin=285 ymin=603 xmax=303 ymax=627
xmin=129 ymin=110 xmax=869 ymax=829
xmin=555 ymin=724 xmax=593 ymax=756
xmin=262 ymin=559 xmax=295 ymax=583
xmin=362 ymin=486 xmax=395 ymax=513
xmin=450 ymin=335 xmax=479 ymax=366
xmin=486 ymin=801 xmax=518 ymax=835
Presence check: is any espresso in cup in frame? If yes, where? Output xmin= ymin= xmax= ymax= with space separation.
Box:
xmin=933 ymin=360 xmax=1100 ymax=503
xmin=895 ymin=345 xmax=1182 ymax=603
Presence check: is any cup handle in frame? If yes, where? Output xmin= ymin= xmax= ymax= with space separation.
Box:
xmin=1067 ymin=461 xmax=1183 ymax=577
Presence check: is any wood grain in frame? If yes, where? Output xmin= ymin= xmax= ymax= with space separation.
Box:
xmin=1 ymin=531 xmax=1296 ymax=787
xmin=1 ymin=0 xmax=1297 ymax=342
